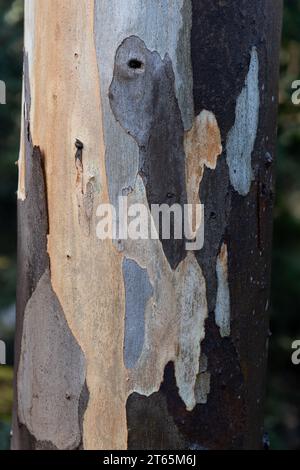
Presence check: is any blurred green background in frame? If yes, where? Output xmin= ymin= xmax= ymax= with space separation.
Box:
xmin=0 ymin=0 xmax=23 ymax=451
xmin=0 ymin=0 xmax=299 ymax=450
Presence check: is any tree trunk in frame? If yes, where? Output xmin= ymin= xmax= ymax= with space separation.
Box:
xmin=13 ymin=0 xmax=282 ymax=450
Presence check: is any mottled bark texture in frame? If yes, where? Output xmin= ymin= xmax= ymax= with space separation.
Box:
xmin=14 ymin=0 xmax=282 ymax=450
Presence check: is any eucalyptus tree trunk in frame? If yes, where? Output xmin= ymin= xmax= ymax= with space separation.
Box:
xmin=13 ymin=0 xmax=282 ymax=450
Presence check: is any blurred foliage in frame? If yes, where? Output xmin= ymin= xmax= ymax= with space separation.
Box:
xmin=0 ymin=367 xmax=13 ymax=423
xmin=0 ymin=0 xmax=22 ymax=312
xmin=0 ymin=0 xmax=299 ymax=451
xmin=0 ymin=0 xmax=23 ymax=449
xmin=265 ymin=0 xmax=300 ymax=450
xmin=0 ymin=367 xmax=13 ymax=450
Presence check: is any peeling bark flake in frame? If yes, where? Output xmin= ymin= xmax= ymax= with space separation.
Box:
xmin=184 ymin=110 xmax=222 ymax=234
xmin=174 ymin=253 xmax=208 ymax=410
xmin=215 ymin=243 xmax=231 ymax=338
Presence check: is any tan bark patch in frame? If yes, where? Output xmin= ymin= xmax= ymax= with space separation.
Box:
xmin=184 ymin=110 xmax=222 ymax=233
xmin=22 ymin=0 xmax=127 ymax=450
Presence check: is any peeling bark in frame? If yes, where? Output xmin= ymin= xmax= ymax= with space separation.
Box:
xmin=14 ymin=0 xmax=282 ymax=450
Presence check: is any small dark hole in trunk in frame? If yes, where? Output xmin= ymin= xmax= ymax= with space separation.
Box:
xmin=128 ymin=59 xmax=143 ymax=69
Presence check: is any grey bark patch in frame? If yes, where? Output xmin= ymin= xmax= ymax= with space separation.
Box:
xmin=13 ymin=57 xmax=50 ymax=448
xmin=16 ymin=58 xmax=49 ymax=354
xmin=94 ymin=0 xmax=194 ymax=130
xmin=18 ymin=270 xmax=86 ymax=450
xmin=123 ymin=258 xmax=153 ymax=369
xmin=195 ymin=372 xmax=211 ymax=405
xmin=226 ymin=47 xmax=260 ymax=196
xmin=196 ymin=156 xmax=231 ymax=313
xmin=110 ymin=36 xmax=187 ymax=269
xmin=195 ymin=353 xmax=210 ymax=405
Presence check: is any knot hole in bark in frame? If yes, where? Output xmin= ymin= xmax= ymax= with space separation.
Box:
xmin=128 ymin=59 xmax=144 ymax=71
